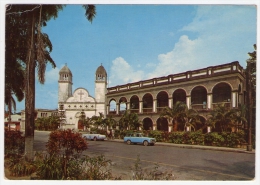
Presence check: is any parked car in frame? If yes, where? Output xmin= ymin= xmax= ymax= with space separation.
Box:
xmin=82 ymin=132 xmax=106 ymax=141
xmin=124 ymin=133 xmax=156 ymax=146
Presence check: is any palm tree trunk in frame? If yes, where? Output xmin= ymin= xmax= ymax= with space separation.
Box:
xmin=24 ymin=12 xmax=36 ymax=161
xmin=173 ymin=120 xmax=178 ymax=131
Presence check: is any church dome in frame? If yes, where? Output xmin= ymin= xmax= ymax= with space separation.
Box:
xmin=96 ymin=64 xmax=107 ymax=76
xmin=59 ymin=64 xmax=72 ymax=75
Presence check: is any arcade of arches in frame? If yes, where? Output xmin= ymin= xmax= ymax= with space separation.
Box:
xmin=106 ymin=62 xmax=245 ymax=133
xmin=107 ymin=82 xmax=242 ymax=132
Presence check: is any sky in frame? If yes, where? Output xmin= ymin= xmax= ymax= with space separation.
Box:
xmin=1 ymin=1 xmax=257 ymax=113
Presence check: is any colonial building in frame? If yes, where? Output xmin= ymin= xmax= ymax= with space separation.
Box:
xmin=106 ymin=61 xmax=246 ymax=132
xmin=58 ymin=64 xmax=107 ymax=130
xmin=20 ymin=109 xmax=58 ymax=130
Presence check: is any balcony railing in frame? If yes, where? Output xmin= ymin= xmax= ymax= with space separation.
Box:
xmin=212 ymin=102 xmax=231 ymax=109
xmin=143 ymin=108 xmax=153 ymax=113
xmin=191 ymin=104 xmax=207 ymax=110
xmin=107 ymin=61 xmax=244 ymax=94
xmin=130 ymin=109 xmax=139 ymax=113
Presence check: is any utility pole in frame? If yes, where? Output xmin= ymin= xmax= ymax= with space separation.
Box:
xmin=246 ymin=61 xmax=252 ymax=151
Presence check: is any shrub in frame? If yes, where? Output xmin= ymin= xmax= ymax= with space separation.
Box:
xmin=220 ymin=132 xmax=240 ymax=148
xmin=46 ymin=129 xmax=87 ymax=156
xmin=169 ymin=132 xmax=183 ymax=144
xmin=182 ymin=132 xmax=192 ymax=144
xmin=44 ymin=129 xmax=88 ymax=179
xmin=161 ymin=131 xmax=170 ymax=142
xmin=80 ymin=155 xmax=115 ymax=180
xmin=34 ymin=153 xmax=118 ymax=180
xmin=204 ymin=132 xmax=224 ymax=146
xmin=149 ymin=130 xmax=163 ymax=142
xmin=7 ymin=156 xmax=37 ymax=177
xmin=190 ymin=131 xmax=204 ymax=145
xmin=4 ymin=131 xmax=25 ymax=157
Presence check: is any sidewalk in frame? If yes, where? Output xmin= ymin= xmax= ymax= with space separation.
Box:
xmin=108 ymin=139 xmax=255 ymax=154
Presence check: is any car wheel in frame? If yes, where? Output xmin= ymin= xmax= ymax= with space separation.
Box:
xmin=143 ymin=140 xmax=149 ymax=146
xmin=93 ymin=137 xmax=97 ymax=141
xmin=126 ymin=140 xmax=131 ymax=145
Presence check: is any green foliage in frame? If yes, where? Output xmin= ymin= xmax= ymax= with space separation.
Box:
xmin=34 ymin=153 xmax=84 ymax=180
xmin=4 ymin=131 xmax=25 ymax=157
xmin=189 ymin=131 xmax=204 ymax=145
xmin=220 ymin=132 xmax=240 ymax=148
xmin=35 ymin=116 xmax=60 ymax=131
xmin=148 ymin=130 xmax=163 ymax=142
xmin=119 ymin=110 xmax=141 ymax=130
xmin=7 ymin=156 xmax=37 ymax=177
xmin=169 ymin=132 xmax=183 ymax=144
xmin=204 ymin=132 xmax=224 ymax=146
xmin=34 ymin=153 xmax=118 ymax=180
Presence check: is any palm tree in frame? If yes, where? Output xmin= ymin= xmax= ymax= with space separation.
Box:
xmin=208 ymin=103 xmax=238 ymax=132
xmin=184 ymin=108 xmax=202 ymax=131
xmin=160 ymin=101 xmax=187 ymax=131
xmin=160 ymin=101 xmax=202 ymax=132
xmin=232 ymin=104 xmax=247 ymax=131
xmin=92 ymin=112 xmax=105 ymax=130
xmin=6 ymin=5 xmax=96 ymax=160
xmin=119 ymin=110 xmax=141 ymax=130
xmin=104 ymin=116 xmax=117 ymax=129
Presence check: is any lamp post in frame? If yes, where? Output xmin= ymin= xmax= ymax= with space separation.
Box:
xmin=246 ymin=61 xmax=252 ymax=151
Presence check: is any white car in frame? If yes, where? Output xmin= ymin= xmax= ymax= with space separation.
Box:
xmin=82 ymin=132 xmax=106 ymax=141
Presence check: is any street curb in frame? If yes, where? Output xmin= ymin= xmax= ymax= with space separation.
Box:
xmin=107 ymin=139 xmax=255 ymax=154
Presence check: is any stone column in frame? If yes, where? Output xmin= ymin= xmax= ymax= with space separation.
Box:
xmin=232 ymin=91 xmax=238 ymax=108
xmin=207 ymin=93 xmax=212 ymax=109
xmin=186 ymin=95 xmax=191 ymax=109
xmin=139 ymin=101 xmax=143 ymax=113
xmin=116 ymin=103 xmax=119 ymax=115
xmin=168 ymin=97 xmax=172 ymax=108
xmin=153 ymin=99 xmax=157 ymax=113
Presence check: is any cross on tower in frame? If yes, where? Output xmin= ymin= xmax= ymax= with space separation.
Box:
xmin=78 ymin=90 xmax=84 ymax=100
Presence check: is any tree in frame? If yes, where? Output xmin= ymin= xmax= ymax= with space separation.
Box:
xmin=246 ymin=44 xmax=256 ymax=151
xmin=92 ymin=112 xmax=105 ymax=130
xmin=5 ymin=4 xmax=96 ymax=160
xmin=207 ymin=103 xmax=240 ymax=132
xmin=119 ymin=110 xmax=141 ymax=130
xmin=103 ymin=116 xmax=117 ymax=129
xmin=160 ymin=101 xmax=188 ymax=131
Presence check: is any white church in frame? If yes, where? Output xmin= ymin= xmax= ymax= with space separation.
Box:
xmin=58 ymin=64 xmax=107 ymax=130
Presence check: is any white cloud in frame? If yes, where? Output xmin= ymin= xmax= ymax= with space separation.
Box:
xmin=45 ymin=67 xmax=60 ymax=84
xmin=109 ymin=57 xmax=144 ymax=87
xmin=109 ymin=5 xmax=256 ymax=86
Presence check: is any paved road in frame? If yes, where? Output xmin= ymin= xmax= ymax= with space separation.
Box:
xmin=33 ymin=131 xmax=255 ymax=180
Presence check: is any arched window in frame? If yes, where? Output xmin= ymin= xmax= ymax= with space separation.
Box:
xmin=212 ymin=83 xmax=231 ymax=109
xmin=143 ymin=118 xmax=153 ymax=130
xmin=173 ymin=89 xmax=186 ymax=104
xmin=157 ymin=91 xmax=168 ymax=112
xmin=191 ymin=86 xmax=207 ymax=110
xmin=143 ymin=93 xmax=153 ymax=113
xmin=130 ymin=95 xmax=139 ymax=113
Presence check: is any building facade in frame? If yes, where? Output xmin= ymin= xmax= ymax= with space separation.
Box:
xmin=58 ymin=64 xmax=107 ymax=130
xmin=20 ymin=109 xmax=58 ymax=130
xmin=23 ymin=61 xmax=244 ymax=132
xmin=106 ymin=61 xmax=246 ymax=132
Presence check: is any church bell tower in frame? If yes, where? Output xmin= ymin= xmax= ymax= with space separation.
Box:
xmin=95 ymin=64 xmax=107 ymax=116
xmin=58 ymin=64 xmax=73 ymax=103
